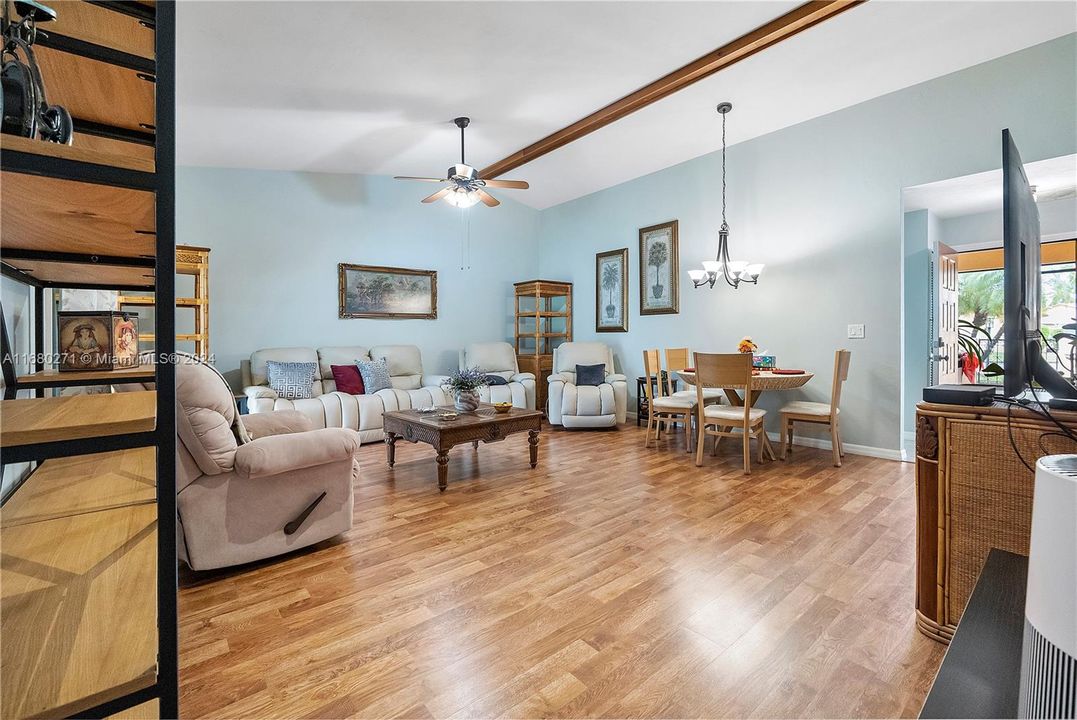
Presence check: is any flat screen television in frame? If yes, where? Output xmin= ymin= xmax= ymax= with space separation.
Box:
xmin=1002 ymin=128 xmax=1042 ymax=397
xmin=1002 ymin=129 xmax=1077 ymax=404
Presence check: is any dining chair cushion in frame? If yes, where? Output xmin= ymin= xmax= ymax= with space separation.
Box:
xmin=703 ymin=405 xmax=767 ymax=422
xmin=576 ymin=363 xmax=606 ymax=387
xmin=652 ymin=396 xmax=695 ymax=410
xmin=674 ymin=388 xmax=724 ymax=401
xmin=780 ymin=401 xmax=835 ymax=417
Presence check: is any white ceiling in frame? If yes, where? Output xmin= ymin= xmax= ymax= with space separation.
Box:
xmin=177 ymin=1 xmax=1077 ymax=210
xmin=903 ymin=153 xmax=1077 ymax=218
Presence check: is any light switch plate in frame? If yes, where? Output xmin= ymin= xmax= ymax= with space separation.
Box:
xmin=847 ymin=323 xmax=866 ymax=339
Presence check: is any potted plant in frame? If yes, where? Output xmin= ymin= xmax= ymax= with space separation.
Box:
xmin=601 ymin=263 xmax=618 ymax=318
xmin=648 ymin=241 xmax=668 ymax=299
xmin=443 ymin=366 xmax=488 ymax=412
xmin=958 ymin=319 xmax=1003 ymax=382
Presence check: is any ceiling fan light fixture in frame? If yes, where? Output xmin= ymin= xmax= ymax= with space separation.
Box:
xmin=444 ymin=187 xmax=480 ymax=208
xmin=394 ymin=116 xmax=528 ymax=209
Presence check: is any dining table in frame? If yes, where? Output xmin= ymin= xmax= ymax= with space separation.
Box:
xmin=674 ymin=369 xmax=815 ymax=460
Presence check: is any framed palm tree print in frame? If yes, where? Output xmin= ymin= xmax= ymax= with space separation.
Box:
xmin=639 ymin=220 xmax=679 ymax=315
xmin=596 ymin=248 xmax=628 ymax=332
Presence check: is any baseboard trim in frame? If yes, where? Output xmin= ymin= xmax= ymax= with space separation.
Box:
xmin=901 ymin=431 xmax=916 ymax=463
xmin=626 ymin=418 xmax=902 ymax=462
xmin=763 ymin=431 xmax=904 ymax=462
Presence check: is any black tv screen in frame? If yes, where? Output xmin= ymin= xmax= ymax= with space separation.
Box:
xmin=1002 ymin=128 xmax=1042 ymax=397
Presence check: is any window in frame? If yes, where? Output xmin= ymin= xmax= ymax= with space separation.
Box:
xmin=958 ymin=240 xmax=1076 ymax=384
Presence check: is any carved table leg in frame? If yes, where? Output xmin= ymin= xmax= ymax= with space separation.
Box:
xmin=385 ymin=432 xmax=397 ymax=468
xmin=436 ymin=450 xmax=450 ymax=491
xmin=528 ymin=429 xmax=540 ymax=469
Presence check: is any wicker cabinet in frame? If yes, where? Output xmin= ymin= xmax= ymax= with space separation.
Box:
xmin=913 ymin=401 xmax=1077 ymax=644
xmin=514 ymin=280 xmax=572 ymax=414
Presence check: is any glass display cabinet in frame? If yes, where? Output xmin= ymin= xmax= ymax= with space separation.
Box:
xmin=514 ymin=280 xmax=573 ymax=414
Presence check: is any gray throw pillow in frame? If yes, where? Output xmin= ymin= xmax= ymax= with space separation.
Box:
xmin=266 ymin=360 xmax=317 ymax=400
xmin=357 ymin=358 xmax=392 ymax=394
xmin=576 ymin=363 xmax=606 ymax=386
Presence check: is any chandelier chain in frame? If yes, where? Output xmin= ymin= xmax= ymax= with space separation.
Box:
xmin=721 ymin=109 xmax=727 ymax=228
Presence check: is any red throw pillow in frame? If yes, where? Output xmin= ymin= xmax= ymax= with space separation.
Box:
xmin=331 ymin=364 xmax=365 ymax=394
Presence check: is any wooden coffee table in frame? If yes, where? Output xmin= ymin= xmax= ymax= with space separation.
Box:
xmin=382 ymin=405 xmax=543 ymax=490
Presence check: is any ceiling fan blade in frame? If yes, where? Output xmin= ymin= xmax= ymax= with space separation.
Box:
xmin=421 ymin=187 xmax=452 ymax=204
xmin=476 ymin=189 xmax=500 ymax=207
xmin=395 ymin=176 xmax=448 ymax=183
xmin=480 ymin=179 xmax=529 ymax=190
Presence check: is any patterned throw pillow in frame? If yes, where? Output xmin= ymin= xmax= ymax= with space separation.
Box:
xmin=265 ymin=360 xmax=317 ymax=400
xmin=330 ymin=364 xmax=365 ymax=395
xmin=357 ymin=358 xmax=392 ymax=394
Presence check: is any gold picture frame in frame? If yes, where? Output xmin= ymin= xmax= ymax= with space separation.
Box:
xmin=338 ymin=263 xmax=438 ymax=319
xmin=638 ymin=220 xmax=679 ymax=315
xmin=596 ymin=248 xmax=628 ymax=333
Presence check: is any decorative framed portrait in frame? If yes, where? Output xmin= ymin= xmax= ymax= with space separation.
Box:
xmin=596 ymin=248 xmax=629 ymax=333
xmin=338 ymin=263 xmax=438 ymax=319
xmin=638 ymin=220 xmax=679 ymax=315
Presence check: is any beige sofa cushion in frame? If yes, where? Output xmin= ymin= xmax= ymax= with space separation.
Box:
xmin=463 ymin=342 xmax=516 ymax=373
xmin=370 ymin=344 xmax=424 ymax=390
xmin=316 ymin=346 xmax=370 ymax=391
xmin=250 ymin=347 xmax=324 ymax=396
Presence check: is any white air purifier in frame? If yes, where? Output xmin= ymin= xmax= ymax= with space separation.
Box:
xmin=1018 ymin=455 xmax=1077 ymax=718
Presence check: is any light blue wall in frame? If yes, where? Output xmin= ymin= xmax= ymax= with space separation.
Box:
xmin=176 ymin=169 xmax=540 ymax=388
xmin=536 ymin=34 xmax=1077 ymax=453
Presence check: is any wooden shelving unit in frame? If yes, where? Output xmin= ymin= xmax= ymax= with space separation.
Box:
xmin=120 ymin=245 xmax=211 ymax=358
xmin=16 ymin=363 xmax=157 ymax=390
xmin=0 ymin=2 xmax=178 ymax=717
xmin=1 ymin=392 xmax=156 ymax=450
xmin=1 ymin=503 xmax=159 ymax=719
xmin=1 ymin=448 xmax=156 ymax=528
xmin=514 ymin=280 xmax=573 ymax=415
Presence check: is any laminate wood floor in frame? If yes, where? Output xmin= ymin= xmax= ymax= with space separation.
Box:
xmin=178 ymin=424 xmax=945 ymax=719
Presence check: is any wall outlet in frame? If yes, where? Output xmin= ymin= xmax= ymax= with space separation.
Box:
xmin=847 ymin=323 xmax=866 ymax=339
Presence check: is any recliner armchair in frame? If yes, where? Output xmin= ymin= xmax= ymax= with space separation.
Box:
xmin=176 ymin=355 xmax=359 ymax=570
xmin=459 ymin=341 xmax=536 ymax=409
xmin=547 ymin=342 xmax=627 ymax=428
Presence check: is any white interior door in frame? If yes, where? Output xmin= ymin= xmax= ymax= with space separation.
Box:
xmin=935 ymin=242 xmax=960 ymax=384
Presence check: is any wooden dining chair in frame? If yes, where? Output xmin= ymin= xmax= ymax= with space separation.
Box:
xmin=664 ymin=347 xmax=723 ymax=402
xmin=693 ymin=352 xmax=767 ymax=474
xmin=780 ymin=349 xmax=851 ymax=467
xmin=642 ymin=349 xmax=695 ymax=452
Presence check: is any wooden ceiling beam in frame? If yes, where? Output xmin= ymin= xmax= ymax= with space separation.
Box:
xmin=480 ymin=0 xmax=865 ymax=180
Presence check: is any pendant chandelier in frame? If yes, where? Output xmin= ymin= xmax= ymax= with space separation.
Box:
xmin=688 ymin=102 xmax=763 ymax=290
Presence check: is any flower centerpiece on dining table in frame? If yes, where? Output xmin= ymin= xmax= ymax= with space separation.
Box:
xmin=442 ymin=366 xmax=488 ymax=412
xmin=737 ymin=336 xmax=758 ymax=354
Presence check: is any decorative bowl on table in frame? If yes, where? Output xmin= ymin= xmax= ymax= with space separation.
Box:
xmin=493 ymin=402 xmax=513 ymax=414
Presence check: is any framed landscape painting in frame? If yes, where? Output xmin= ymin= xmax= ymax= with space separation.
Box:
xmin=338 ymin=263 xmax=438 ymax=319
xmin=639 ymin=220 xmax=679 ymax=315
xmin=596 ymin=248 xmax=628 ymax=332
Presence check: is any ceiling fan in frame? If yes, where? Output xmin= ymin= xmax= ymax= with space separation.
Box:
xmin=394 ymin=117 xmax=529 ymax=208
